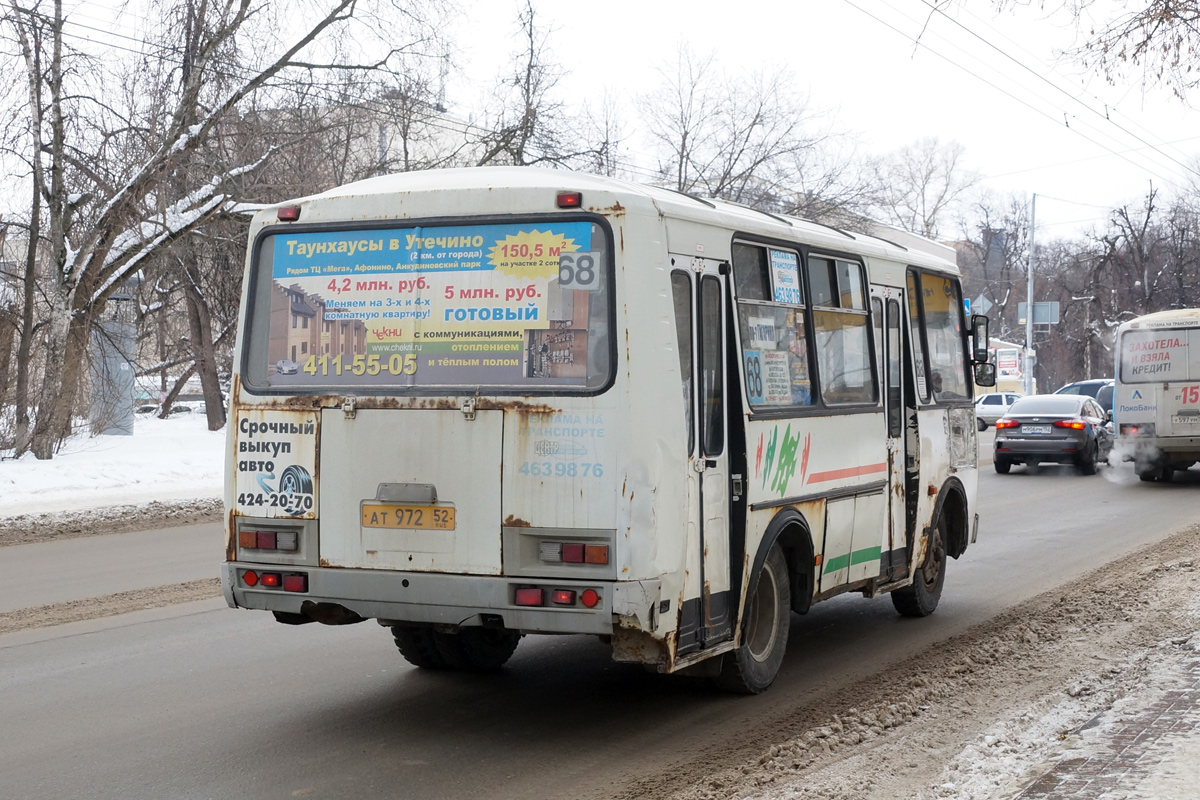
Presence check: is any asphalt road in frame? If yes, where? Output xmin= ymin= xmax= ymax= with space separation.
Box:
xmin=2 ymin=458 xmax=1198 ymax=800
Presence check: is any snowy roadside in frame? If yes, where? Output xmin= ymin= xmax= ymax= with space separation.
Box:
xmin=0 ymin=415 xmax=224 ymax=544
xmin=624 ymin=526 xmax=1200 ymax=800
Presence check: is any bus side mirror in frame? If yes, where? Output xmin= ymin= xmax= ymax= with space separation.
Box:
xmin=974 ymin=362 xmax=997 ymax=387
xmin=970 ymin=314 xmax=990 ymax=363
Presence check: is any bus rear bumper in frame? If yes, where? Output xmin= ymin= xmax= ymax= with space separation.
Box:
xmin=221 ymin=562 xmax=659 ymax=636
xmin=1146 ymin=436 xmax=1200 ymax=455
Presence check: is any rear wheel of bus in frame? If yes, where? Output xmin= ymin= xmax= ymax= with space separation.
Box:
xmin=890 ymin=515 xmax=946 ymax=618
xmin=715 ymin=543 xmax=791 ymax=694
xmin=1137 ymin=457 xmax=1173 ymax=482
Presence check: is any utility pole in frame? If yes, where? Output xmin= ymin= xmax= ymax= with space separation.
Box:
xmin=1025 ymin=193 xmax=1037 ymax=395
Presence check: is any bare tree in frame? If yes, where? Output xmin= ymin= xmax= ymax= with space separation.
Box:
xmin=638 ymin=45 xmax=863 ymax=223
xmin=957 ymin=191 xmax=1032 ymax=341
xmin=575 ymin=91 xmax=630 ymax=178
xmin=777 ymin=136 xmax=882 ymax=228
xmin=474 ymin=1 xmax=589 ymax=167
xmin=872 ymin=137 xmax=979 ymax=238
xmin=3 ymin=0 xmax=443 ymax=457
xmin=638 ymin=47 xmax=720 ymax=194
xmin=977 ymin=0 xmax=1200 ymax=98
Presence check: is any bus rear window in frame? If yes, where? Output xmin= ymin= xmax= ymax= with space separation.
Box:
xmin=241 ymin=220 xmax=612 ymax=393
xmin=1119 ymin=328 xmax=1200 ymax=383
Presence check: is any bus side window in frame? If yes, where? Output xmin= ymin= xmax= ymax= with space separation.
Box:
xmin=811 ymin=259 xmax=875 ymax=405
xmin=671 ymin=272 xmax=694 ymax=456
xmin=733 ymin=242 xmax=813 ymax=409
xmin=732 ymin=243 xmax=770 ymax=301
xmin=872 ymin=297 xmax=885 ymax=392
xmin=808 ymin=257 xmax=836 ymax=307
xmin=907 ymin=270 xmax=930 ymax=402
xmin=919 ymin=273 xmax=969 ymax=401
xmin=700 ymin=276 xmax=724 ymax=457
xmin=887 ymin=299 xmax=903 ymax=437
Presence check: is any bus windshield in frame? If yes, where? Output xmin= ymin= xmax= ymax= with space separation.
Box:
xmin=241 ymin=219 xmax=612 ymax=393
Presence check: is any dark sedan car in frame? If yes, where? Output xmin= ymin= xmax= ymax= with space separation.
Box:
xmin=994 ymin=394 xmax=1113 ymax=475
xmin=1054 ymin=378 xmax=1115 ymax=415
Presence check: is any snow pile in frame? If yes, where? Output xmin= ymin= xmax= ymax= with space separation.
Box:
xmin=0 ymin=415 xmax=225 ymax=516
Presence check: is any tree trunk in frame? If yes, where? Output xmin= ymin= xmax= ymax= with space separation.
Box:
xmin=56 ymin=315 xmax=90 ymax=441
xmin=12 ymin=172 xmax=42 ymax=456
xmin=0 ymin=315 xmax=13 ymax=408
xmin=183 ymin=256 xmax=227 ymax=430
xmin=30 ymin=292 xmax=74 ymax=459
xmin=161 ymin=362 xmax=198 ymax=413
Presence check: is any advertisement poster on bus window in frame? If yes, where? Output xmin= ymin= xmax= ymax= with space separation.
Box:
xmin=1120 ymin=329 xmax=1195 ymax=382
xmin=770 ymin=250 xmax=801 ymax=305
xmin=261 ymin=221 xmax=603 ymax=388
xmin=739 ymin=307 xmax=812 ymax=406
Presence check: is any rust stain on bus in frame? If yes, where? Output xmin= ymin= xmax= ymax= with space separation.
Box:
xmin=224 ymin=508 xmax=238 ymax=562
xmin=235 ymin=392 xmax=556 ymax=416
xmin=504 ymin=514 xmax=531 ymax=528
xmin=594 ymin=201 xmax=625 ymax=217
xmin=478 ymin=399 xmax=557 ymax=415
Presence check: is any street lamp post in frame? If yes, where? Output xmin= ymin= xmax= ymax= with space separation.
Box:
xmin=1025 ymin=193 xmax=1037 ymax=396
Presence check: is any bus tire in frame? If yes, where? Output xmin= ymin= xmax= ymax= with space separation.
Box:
xmin=433 ymin=628 xmax=521 ymax=671
xmin=1137 ymin=460 xmax=1172 ymax=482
xmin=715 ymin=543 xmax=790 ymax=694
xmin=391 ymin=625 xmax=450 ymax=670
xmin=891 ymin=515 xmax=946 ymax=618
xmin=994 ymin=457 xmax=1011 ymax=474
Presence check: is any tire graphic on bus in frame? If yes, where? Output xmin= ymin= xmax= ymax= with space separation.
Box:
xmin=277 ymin=465 xmax=314 ymax=516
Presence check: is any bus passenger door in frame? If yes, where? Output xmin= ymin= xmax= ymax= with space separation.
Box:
xmin=673 ymin=258 xmax=733 ymax=654
xmin=872 ymin=287 xmax=908 ymax=580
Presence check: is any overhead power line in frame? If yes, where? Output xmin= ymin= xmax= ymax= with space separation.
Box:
xmin=839 ymin=0 xmax=1185 ymax=188
xmin=916 ymin=0 xmax=1200 ymax=180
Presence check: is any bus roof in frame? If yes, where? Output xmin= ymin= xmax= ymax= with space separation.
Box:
xmin=260 ymin=166 xmax=958 ymax=274
xmin=1120 ymin=309 xmax=1200 ymax=330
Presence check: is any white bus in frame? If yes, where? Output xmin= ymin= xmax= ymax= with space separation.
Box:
xmin=222 ymin=167 xmax=994 ymax=693
xmin=1115 ymin=309 xmax=1200 ymax=482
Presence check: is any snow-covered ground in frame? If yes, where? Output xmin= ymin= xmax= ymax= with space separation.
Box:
xmin=0 ymin=415 xmax=225 ymax=516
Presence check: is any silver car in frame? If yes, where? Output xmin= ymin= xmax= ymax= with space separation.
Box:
xmin=975 ymin=392 xmax=1023 ymax=430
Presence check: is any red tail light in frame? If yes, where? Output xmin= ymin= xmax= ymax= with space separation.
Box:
xmin=282 ymin=574 xmax=308 ymax=593
xmin=260 ymin=572 xmax=282 ymax=588
xmin=242 ymin=570 xmax=259 ymax=587
xmin=580 ymin=589 xmax=601 ymax=608
xmin=995 ymin=419 xmax=1019 ymax=429
xmin=1054 ymin=418 xmax=1087 ymax=430
xmin=514 ymin=588 xmax=544 ymax=606
xmin=276 ymin=205 xmax=301 ymax=221
xmin=550 ymin=589 xmax=576 ymax=606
